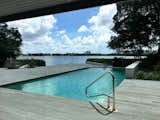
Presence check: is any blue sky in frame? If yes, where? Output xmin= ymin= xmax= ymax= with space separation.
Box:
xmin=8 ymin=4 xmax=117 ymax=54
xmin=54 ymin=7 xmax=99 ymax=38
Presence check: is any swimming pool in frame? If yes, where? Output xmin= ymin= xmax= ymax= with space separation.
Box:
xmin=3 ymin=67 xmax=125 ymax=102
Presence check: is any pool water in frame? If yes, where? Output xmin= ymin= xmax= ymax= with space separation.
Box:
xmin=3 ymin=68 xmax=125 ymax=102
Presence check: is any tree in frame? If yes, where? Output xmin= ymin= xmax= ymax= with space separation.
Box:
xmin=108 ymin=0 xmax=160 ymax=57
xmin=0 ymin=23 xmax=22 ymax=67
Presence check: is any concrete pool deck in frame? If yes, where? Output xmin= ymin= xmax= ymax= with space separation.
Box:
xmin=0 ymin=64 xmax=93 ymax=86
xmin=0 ymin=79 xmax=159 ymax=120
xmin=0 ymin=65 xmax=159 ymax=120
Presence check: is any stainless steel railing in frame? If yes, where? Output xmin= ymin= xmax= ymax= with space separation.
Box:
xmin=85 ymin=71 xmax=116 ymax=115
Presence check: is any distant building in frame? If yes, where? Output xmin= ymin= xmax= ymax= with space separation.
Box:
xmin=84 ymin=51 xmax=91 ymax=54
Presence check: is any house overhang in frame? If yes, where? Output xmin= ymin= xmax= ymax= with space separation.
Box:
xmin=0 ymin=0 xmax=125 ymax=23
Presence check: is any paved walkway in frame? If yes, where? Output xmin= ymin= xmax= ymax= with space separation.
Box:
xmin=0 ymin=79 xmax=159 ymax=120
xmin=0 ymin=64 xmax=92 ymax=86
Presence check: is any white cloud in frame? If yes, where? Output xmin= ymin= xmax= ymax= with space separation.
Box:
xmin=89 ymin=4 xmax=116 ymax=28
xmin=78 ymin=25 xmax=89 ymax=32
xmin=52 ymin=29 xmax=114 ymax=53
xmin=74 ymin=4 xmax=117 ymax=53
xmin=8 ymin=15 xmax=56 ymax=40
xmin=59 ymin=30 xmax=66 ymax=34
xmin=7 ymin=4 xmax=117 ymax=54
xmin=71 ymin=4 xmax=117 ymax=53
xmin=8 ymin=15 xmax=57 ymax=53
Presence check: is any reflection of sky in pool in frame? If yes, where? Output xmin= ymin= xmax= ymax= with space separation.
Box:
xmin=3 ymin=68 xmax=125 ymax=102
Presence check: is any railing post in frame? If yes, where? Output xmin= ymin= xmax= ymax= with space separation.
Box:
xmin=108 ymin=71 xmax=116 ymax=111
xmin=85 ymin=71 xmax=116 ymax=114
xmin=112 ymin=73 xmax=116 ymax=111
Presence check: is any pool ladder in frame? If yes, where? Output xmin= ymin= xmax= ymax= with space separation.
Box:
xmin=85 ymin=71 xmax=116 ymax=115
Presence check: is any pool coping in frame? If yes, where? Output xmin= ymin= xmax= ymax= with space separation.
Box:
xmin=0 ymin=65 xmax=125 ymax=87
xmin=0 ymin=67 xmax=89 ymax=87
xmin=1 ymin=66 xmax=125 ymax=106
xmin=0 ymin=64 xmax=94 ymax=86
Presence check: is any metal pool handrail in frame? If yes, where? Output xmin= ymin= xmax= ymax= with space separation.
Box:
xmin=85 ymin=71 xmax=116 ymax=115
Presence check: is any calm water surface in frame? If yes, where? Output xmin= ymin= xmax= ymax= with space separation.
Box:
xmin=18 ymin=55 xmax=141 ymax=66
xmin=4 ymin=68 xmax=125 ymax=102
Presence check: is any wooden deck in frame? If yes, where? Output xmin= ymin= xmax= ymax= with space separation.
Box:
xmin=0 ymin=79 xmax=159 ymax=120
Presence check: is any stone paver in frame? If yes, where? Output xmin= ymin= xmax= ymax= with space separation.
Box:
xmin=0 ymin=79 xmax=159 ymax=120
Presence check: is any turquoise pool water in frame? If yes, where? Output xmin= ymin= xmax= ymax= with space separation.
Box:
xmin=3 ymin=68 xmax=125 ymax=102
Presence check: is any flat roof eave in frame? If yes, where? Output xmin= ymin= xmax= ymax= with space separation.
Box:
xmin=0 ymin=0 xmax=125 ymax=23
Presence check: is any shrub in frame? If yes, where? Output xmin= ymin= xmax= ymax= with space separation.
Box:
xmin=140 ymin=53 xmax=160 ymax=70
xmin=87 ymin=58 xmax=138 ymax=67
xmin=16 ymin=59 xmax=46 ymax=68
xmin=136 ymin=53 xmax=160 ymax=80
xmin=136 ymin=71 xmax=160 ymax=80
xmin=86 ymin=58 xmax=113 ymax=65
xmin=135 ymin=71 xmax=145 ymax=79
xmin=112 ymin=58 xmax=133 ymax=67
xmin=153 ymin=63 xmax=160 ymax=72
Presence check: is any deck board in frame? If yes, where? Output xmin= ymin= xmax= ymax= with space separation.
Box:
xmin=0 ymin=79 xmax=160 ymax=120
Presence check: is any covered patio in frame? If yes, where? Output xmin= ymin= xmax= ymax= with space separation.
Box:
xmin=0 ymin=0 xmax=160 ymax=120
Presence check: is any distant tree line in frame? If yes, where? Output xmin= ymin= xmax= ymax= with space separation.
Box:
xmin=23 ymin=53 xmax=112 ymax=56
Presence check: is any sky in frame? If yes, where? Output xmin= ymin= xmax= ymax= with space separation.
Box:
xmin=8 ymin=4 xmax=117 ymax=54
